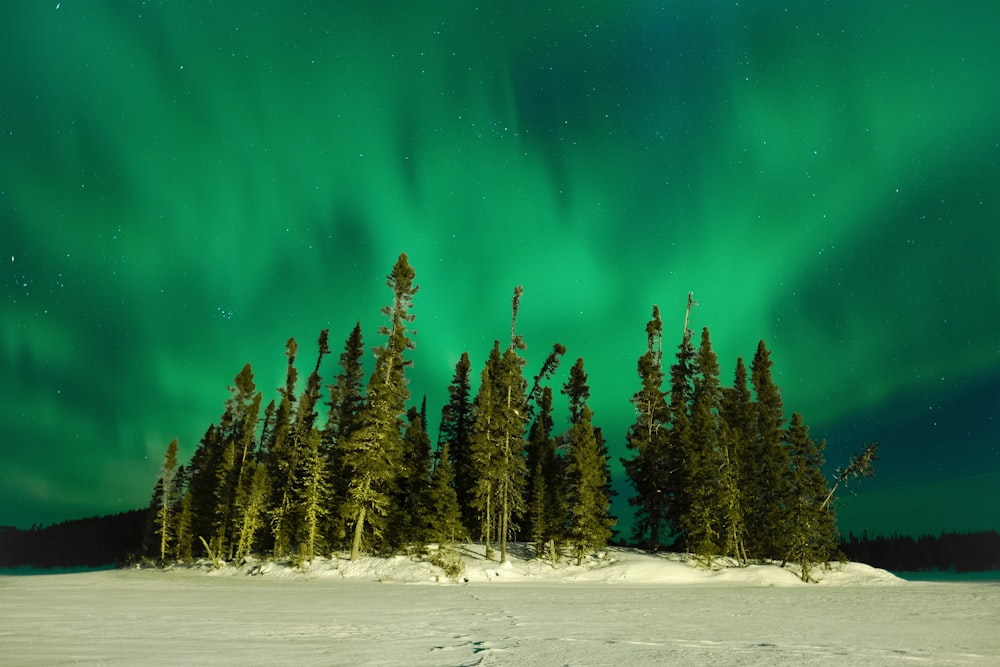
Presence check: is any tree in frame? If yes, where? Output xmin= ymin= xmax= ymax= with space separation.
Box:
xmin=681 ymin=328 xmax=726 ymax=565
xmin=438 ymin=352 xmax=475 ymax=534
xmin=323 ymin=323 xmax=366 ymax=546
xmin=295 ymin=429 xmax=330 ymax=564
xmin=153 ymin=438 xmax=180 ymax=563
xmin=267 ymin=339 xmax=301 ymax=558
xmin=524 ymin=386 xmax=564 ymax=559
xmin=665 ymin=298 xmax=697 ymax=547
xmin=623 ymin=306 xmax=671 ymax=550
xmin=563 ymin=359 xmax=614 ymax=564
xmin=746 ymin=340 xmax=792 ymax=560
xmin=469 ymin=287 xmax=529 ymax=563
xmin=718 ymin=357 xmax=751 ymax=564
xmin=341 ymin=253 xmax=417 ymax=560
xmin=783 ymin=413 xmax=838 ymax=581
xmin=393 ymin=401 xmax=433 ymax=547
xmin=426 ymin=441 xmax=466 ymax=545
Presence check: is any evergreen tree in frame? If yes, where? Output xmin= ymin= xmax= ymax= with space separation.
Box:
xmin=746 ymin=340 xmax=792 ymax=560
xmin=323 ymin=323 xmax=366 ymax=547
xmin=394 ymin=401 xmax=433 ymax=547
xmin=469 ymin=342 xmax=502 ymax=559
xmin=427 ymin=441 xmax=466 ymax=545
xmin=438 ymin=352 xmax=475 ymax=534
xmin=783 ymin=412 xmax=838 ymax=581
xmin=681 ymin=328 xmax=726 ymax=565
xmin=524 ymin=387 xmax=564 ymax=559
xmin=341 ymin=253 xmax=417 ymax=560
xmin=295 ymin=429 xmax=330 ymax=564
xmin=665 ymin=307 xmax=696 ymax=547
xmin=267 ymin=339 xmax=300 ymax=558
xmin=622 ymin=306 xmax=671 ymax=549
xmin=563 ymin=359 xmax=614 ymax=564
xmin=232 ymin=461 xmax=268 ymax=562
xmin=719 ymin=357 xmax=751 ymax=564
xmin=153 ymin=438 xmax=179 ymax=563
xmin=183 ymin=424 xmax=223 ymax=557
xmin=469 ymin=287 xmax=529 ymax=563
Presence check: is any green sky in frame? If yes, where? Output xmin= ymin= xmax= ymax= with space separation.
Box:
xmin=2 ymin=1 xmax=997 ymax=537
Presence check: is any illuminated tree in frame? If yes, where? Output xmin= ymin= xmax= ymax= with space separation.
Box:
xmin=341 ymin=253 xmax=417 ymax=561
xmin=152 ymin=438 xmax=179 ymax=563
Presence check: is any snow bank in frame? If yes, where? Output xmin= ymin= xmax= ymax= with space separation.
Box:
xmin=189 ymin=543 xmax=904 ymax=587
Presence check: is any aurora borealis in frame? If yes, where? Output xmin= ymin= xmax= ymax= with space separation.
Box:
xmin=3 ymin=1 xmax=997 ymax=539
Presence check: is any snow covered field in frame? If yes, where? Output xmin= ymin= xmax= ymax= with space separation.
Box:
xmin=2 ymin=546 xmax=998 ymax=666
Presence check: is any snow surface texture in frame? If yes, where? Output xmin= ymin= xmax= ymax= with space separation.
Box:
xmin=2 ymin=545 xmax=998 ymax=666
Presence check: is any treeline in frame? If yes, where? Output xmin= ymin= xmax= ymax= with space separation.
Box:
xmin=840 ymin=530 xmax=1000 ymax=573
xmin=0 ymin=509 xmax=147 ymax=569
xmin=146 ymin=253 xmax=869 ymax=581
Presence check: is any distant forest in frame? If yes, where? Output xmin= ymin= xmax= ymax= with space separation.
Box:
xmin=839 ymin=530 xmax=1000 ymax=573
xmin=9 ymin=254 xmax=892 ymax=581
xmin=0 ymin=510 xmax=147 ymax=569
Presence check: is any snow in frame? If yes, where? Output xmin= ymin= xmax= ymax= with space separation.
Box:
xmin=2 ymin=545 xmax=997 ymax=665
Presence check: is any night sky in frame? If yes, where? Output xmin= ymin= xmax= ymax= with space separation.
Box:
xmin=3 ymin=2 xmax=998 ymax=539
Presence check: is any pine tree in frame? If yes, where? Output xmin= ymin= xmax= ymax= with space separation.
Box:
xmin=439 ymin=352 xmax=475 ymax=533
xmin=563 ymin=359 xmax=614 ymax=564
xmin=623 ymin=306 xmax=671 ymax=550
xmin=394 ymin=401 xmax=433 ymax=548
xmin=783 ymin=412 xmax=838 ymax=581
xmin=469 ymin=287 xmax=530 ymax=563
xmin=342 ymin=253 xmax=417 ymax=560
xmin=295 ymin=429 xmax=330 ymax=564
xmin=267 ymin=339 xmax=300 ymax=558
xmin=323 ymin=323 xmax=366 ymax=547
xmin=665 ymin=303 xmax=696 ymax=548
xmin=232 ymin=461 xmax=268 ymax=562
xmin=153 ymin=438 xmax=179 ymax=563
xmin=719 ymin=357 xmax=751 ymax=564
xmin=746 ymin=340 xmax=792 ymax=560
xmin=470 ymin=342 xmax=502 ymax=559
xmin=682 ymin=328 xmax=726 ymax=565
xmin=427 ymin=441 xmax=466 ymax=545
xmin=524 ymin=386 xmax=564 ymax=559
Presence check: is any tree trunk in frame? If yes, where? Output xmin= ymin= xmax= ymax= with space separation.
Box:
xmin=350 ymin=507 xmax=366 ymax=561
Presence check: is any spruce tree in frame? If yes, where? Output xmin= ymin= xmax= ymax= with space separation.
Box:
xmin=665 ymin=308 xmax=696 ymax=548
xmin=524 ymin=387 xmax=564 ymax=559
xmin=563 ymin=359 xmax=614 ymax=564
xmin=719 ymin=357 xmax=751 ymax=564
xmin=438 ymin=352 xmax=475 ymax=534
xmin=682 ymin=328 xmax=726 ymax=565
xmin=427 ymin=441 xmax=466 ymax=544
xmin=232 ymin=461 xmax=268 ymax=562
xmin=623 ymin=306 xmax=671 ymax=549
xmin=153 ymin=438 xmax=179 ymax=563
xmin=323 ymin=323 xmax=366 ymax=547
xmin=267 ymin=339 xmax=300 ymax=558
xmin=394 ymin=401 xmax=433 ymax=548
xmin=295 ymin=429 xmax=330 ymax=564
xmin=783 ymin=412 xmax=838 ymax=580
xmin=747 ymin=340 xmax=792 ymax=560
xmin=469 ymin=287 xmax=530 ymax=563
xmin=341 ymin=253 xmax=417 ymax=560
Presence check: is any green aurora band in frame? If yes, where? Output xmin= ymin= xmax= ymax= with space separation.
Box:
xmin=2 ymin=2 xmax=998 ymax=537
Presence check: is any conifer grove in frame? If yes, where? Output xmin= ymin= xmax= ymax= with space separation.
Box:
xmin=146 ymin=253 xmax=871 ymax=580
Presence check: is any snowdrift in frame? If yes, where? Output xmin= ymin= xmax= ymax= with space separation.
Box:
xmin=182 ymin=543 xmax=904 ymax=587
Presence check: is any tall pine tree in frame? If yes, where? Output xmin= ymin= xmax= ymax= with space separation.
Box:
xmin=623 ymin=306 xmax=671 ymax=550
xmin=341 ymin=253 xmax=417 ymax=560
